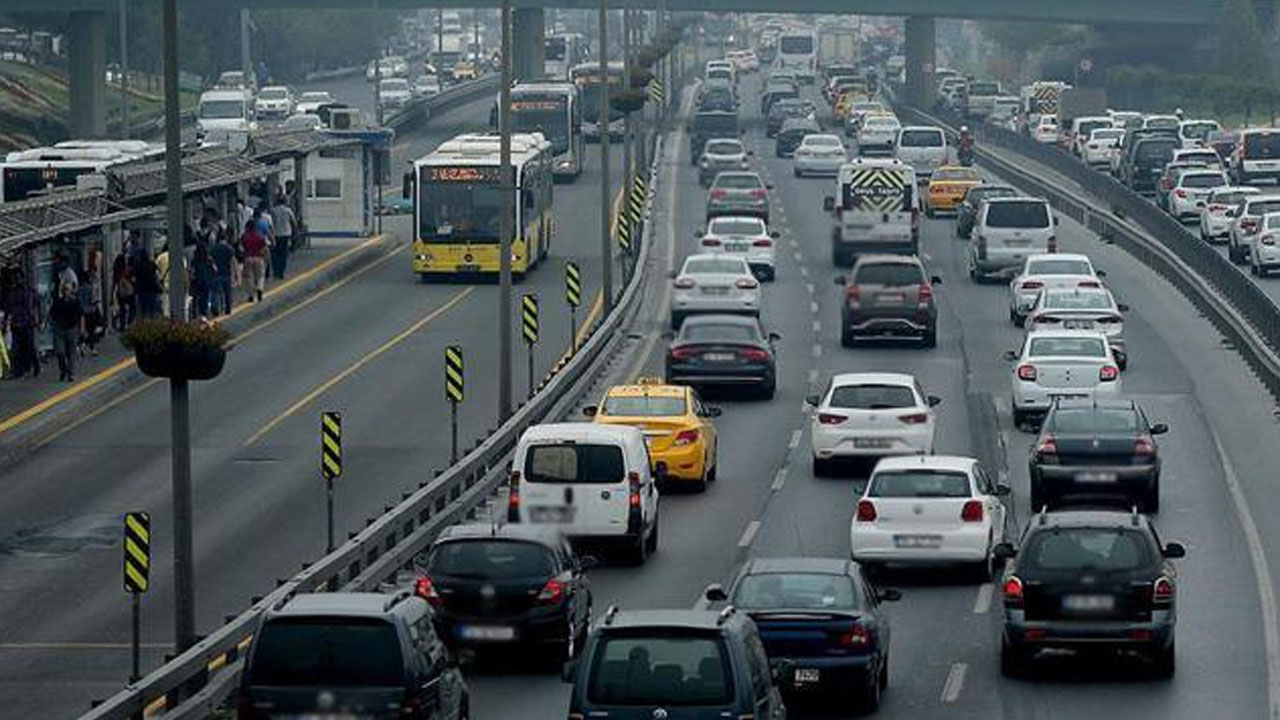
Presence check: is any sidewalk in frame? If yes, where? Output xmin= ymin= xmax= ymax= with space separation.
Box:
xmin=0 ymin=235 xmax=391 ymax=447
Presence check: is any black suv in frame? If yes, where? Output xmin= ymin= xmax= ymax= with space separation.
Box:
xmin=996 ymin=508 xmax=1185 ymax=679
xmin=1029 ymin=399 xmax=1168 ymax=513
xmin=238 ymin=592 xmax=469 ymax=719
xmin=564 ymin=606 xmax=787 ymax=719
xmin=836 ymin=254 xmax=940 ymax=348
xmin=416 ymin=524 xmax=594 ymax=667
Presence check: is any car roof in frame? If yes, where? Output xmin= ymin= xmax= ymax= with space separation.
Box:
xmin=602 ymin=609 xmax=738 ymax=631
xmin=1051 ymin=397 xmax=1137 ymax=411
xmin=742 ymin=557 xmax=854 ymax=575
xmin=605 ymin=381 xmax=688 ymax=398
xmin=712 ymin=171 xmax=760 ymax=180
xmin=1027 ymin=252 xmax=1089 ymax=263
xmin=872 ymin=454 xmax=977 ymax=473
xmin=520 ymin=422 xmax=639 ymax=442
xmin=685 ymin=252 xmax=747 ymax=264
xmin=436 ymin=523 xmax=566 ymax=545
xmin=830 ymin=371 xmax=917 ymax=386
xmin=1032 ymin=508 xmax=1152 ymax=529
xmin=899 ymin=125 xmax=943 ymax=133
xmin=802 ymin=134 xmax=842 ymax=142
xmin=270 ymin=592 xmax=409 ymax=619
xmin=683 ymin=313 xmax=758 ymax=327
xmin=1025 ymin=328 xmax=1109 ymax=340
xmin=986 ymin=196 xmax=1047 ymax=204
xmin=854 ymin=253 xmax=923 ymax=267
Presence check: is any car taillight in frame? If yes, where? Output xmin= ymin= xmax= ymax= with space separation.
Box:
xmin=628 ymin=471 xmax=642 ymax=508
xmin=1017 ymin=364 xmax=1038 ymax=381
xmin=414 ymin=576 xmax=442 ymax=605
xmin=917 ymin=282 xmax=933 ymax=304
xmin=856 ymin=499 xmax=877 ymax=522
xmin=818 ymin=412 xmax=846 ymax=425
xmin=1209 ymin=203 xmax=1225 ymax=213
xmin=1153 ymin=576 xmax=1175 ymax=605
xmin=1036 ymin=434 xmax=1057 ymax=457
xmin=1078 ymin=279 xmax=1100 ymax=288
xmin=674 ymin=277 xmax=696 ymax=289
xmin=670 ymin=347 xmax=697 ymax=360
xmin=1244 ymin=218 xmax=1259 ymax=233
xmin=739 ymin=348 xmax=770 ymax=361
xmin=536 ymin=577 xmax=566 ymax=604
xmin=1134 ymin=435 xmax=1156 ymax=455
xmin=702 ymin=238 xmax=722 ymax=247
xmin=1020 ymin=280 xmax=1044 ymax=291
xmin=753 ymin=238 xmax=773 ymax=247
xmin=1034 ymin=315 xmax=1062 ymax=324
xmin=750 ymin=189 xmax=767 ymax=198
xmin=961 ymin=500 xmax=984 ymax=522
xmin=507 ymin=470 xmax=521 ymax=521
xmin=736 ymin=277 xmax=759 ymax=289
xmin=1162 ymin=178 xmax=1174 ymax=190
xmin=1099 ymin=365 xmax=1120 ymax=381
xmin=1174 ymin=189 xmax=1188 ymax=199
xmin=710 ymin=189 xmax=727 ymax=199
xmin=898 ymin=412 xmax=929 ymax=424
xmin=1096 ymin=314 xmax=1122 ymax=324
xmin=673 ymin=429 xmax=700 ymax=446
xmin=1087 ymin=142 xmax=1098 ymax=149
xmin=1003 ymin=576 xmax=1024 ymax=608
xmin=846 ymin=284 xmax=861 ymax=307
xmin=838 ymin=622 xmax=870 ymax=646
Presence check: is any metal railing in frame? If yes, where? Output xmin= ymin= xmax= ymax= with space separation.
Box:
xmin=384 ymin=74 xmax=498 ymax=130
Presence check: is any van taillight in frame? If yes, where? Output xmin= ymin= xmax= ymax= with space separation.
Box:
xmin=507 ymin=470 xmax=521 ymax=522
xmin=1003 ymin=576 xmax=1024 ymax=608
xmin=628 ymin=471 xmax=642 ymax=508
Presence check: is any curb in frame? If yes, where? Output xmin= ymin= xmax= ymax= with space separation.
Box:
xmin=0 ymin=235 xmax=400 ymax=470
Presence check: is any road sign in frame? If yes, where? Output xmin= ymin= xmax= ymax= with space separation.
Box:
xmin=566 ymin=262 xmax=582 ymax=308
xmin=123 ymin=512 xmax=150 ymax=594
xmin=445 ymin=346 xmax=464 ymax=403
xmin=321 ymin=411 xmax=342 ymax=480
xmin=522 ymin=294 xmax=539 ymax=345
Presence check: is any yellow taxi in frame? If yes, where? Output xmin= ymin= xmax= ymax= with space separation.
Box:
xmin=925 ymin=165 xmax=984 ymax=216
xmin=451 ymin=60 xmax=479 ymax=81
xmin=584 ymin=378 xmax=720 ymax=489
xmin=834 ymin=90 xmax=867 ymax=123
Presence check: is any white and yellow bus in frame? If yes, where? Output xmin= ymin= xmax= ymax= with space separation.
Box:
xmin=410 ymin=132 xmax=554 ymax=279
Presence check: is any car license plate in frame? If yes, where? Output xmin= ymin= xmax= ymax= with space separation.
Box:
xmin=1050 ymin=393 xmax=1087 ymax=400
xmin=529 ymin=506 xmax=575 ymax=524
xmin=794 ymin=668 xmax=820 ymax=684
xmin=457 ymin=625 xmax=516 ymax=641
xmin=1062 ymin=594 xmax=1115 ymax=612
xmin=876 ymin=293 xmax=906 ymax=305
xmin=894 ymin=534 xmax=942 ymax=548
xmin=1006 ymin=238 xmax=1030 ymax=247
xmin=1075 ymin=471 xmax=1118 ymax=483
xmin=725 ymin=242 xmax=749 ymax=252
xmin=854 ymin=438 xmax=892 ymax=449
xmin=457 ymin=264 xmax=481 ymax=272
xmin=703 ymin=352 xmax=735 ymax=362
xmin=1063 ymin=320 xmax=1094 ymax=329
xmin=702 ymin=286 xmax=730 ymax=295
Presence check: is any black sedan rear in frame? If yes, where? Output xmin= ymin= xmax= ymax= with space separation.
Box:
xmin=1029 ymin=399 xmax=1168 ymax=513
xmin=775 ymin=118 xmax=821 ymax=158
xmin=415 ymin=524 xmax=593 ymax=668
xmin=706 ymin=557 xmax=900 ymax=713
xmin=665 ymin=314 xmax=779 ymax=399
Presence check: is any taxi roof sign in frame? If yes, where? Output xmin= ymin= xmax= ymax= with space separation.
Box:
xmin=636 ymin=376 xmax=665 ymax=385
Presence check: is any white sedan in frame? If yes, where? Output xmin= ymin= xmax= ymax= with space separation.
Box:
xmin=295 ymin=91 xmax=335 ymax=114
xmin=1200 ymin=186 xmax=1260 ymax=243
xmin=1007 ymin=330 xmax=1123 ymax=430
xmin=1249 ymin=211 xmax=1280 ymax=278
xmin=793 ymin=134 xmax=847 ymax=177
xmin=697 ymin=215 xmax=779 ymax=281
xmin=1166 ymin=168 xmax=1228 ymax=221
xmin=850 ymin=455 xmax=1011 ymax=578
xmin=1024 ymin=287 xmax=1130 ymax=369
xmin=1007 ymin=253 xmax=1103 ymax=325
xmin=670 ymin=254 xmax=761 ymax=329
xmin=1033 ymin=116 xmax=1059 ymax=144
xmin=1081 ymin=127 xmax=1124 ymax=168
xmin=809 ymin=372 xmax=940 ymax=476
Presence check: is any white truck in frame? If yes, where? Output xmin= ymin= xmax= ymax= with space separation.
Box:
xmin=817 ymin=25 xmax=857 ymax=70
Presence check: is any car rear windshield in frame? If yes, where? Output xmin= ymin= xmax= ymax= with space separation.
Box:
xmin=828 ymin=384 xmax=917 ymax=410
xmin=1027 ymin=258 xmax=1091 ymax=276
xmin=428 ymin=540 xmax=556 ymax=579
xmin=603 ymin=394 xmax=688 ymax=416
xmin=714 ymin=174 xmax=763 ymax=189
xmin=1136 ymin=140 xmax=1177 ymax=162
xmin=694 ymin=116 xmax=737 ymax=134
xmin=685 ymin=257 xmax=748 ymax=274
xmin=864 ymin=117 xmax=899 ymax=129
xmin=1077 ymin=120 xmax=1110 ymax=137
xmin=525 ymin=443 xmax=625 ymax=484
xmin=1247 ymin=199 xmax=1280 ymax=216
xmin=733 ymin=572 xmax=860 ymax=610
xmin=1145 ymin=117 xmax=1179 ymax=130
xmin=707 ymin=68 xmax=731 ymax=80
xmin=985 ymin=201 xmax=1050 ymax=228
xmin=1027 ymin=336 xmax=1107 ymax=357
xmin=1043 ymin=291 xmax=1112 ymax=310
xmin=780 ymin=35 xmax=814 ymax=54
xmin=1182 ymin=122 xmax=1217 ymax=140
xmin=705 ymin=140 xmax=742 ymax=155
xmin=1213 ymin=190 xmax=1255 ymax=205
xmin=709 ymin=218 xmax=764 ymax=235
xmin=1244 ymin=132 xmax=1280 ymax=158
xmin=854 ymin=262 xmax=923 ymax=286
xmin=1047 ymin=407 xmax=1140 ymax=433
xmin=1181 ymin=173 xmax=1226 ymax=188
xmin=898 ymin=129 xmax=944 ymax=147
xmin=1022 ymin=528 xmax=1153 ymax=572
xmin=933 ymin=167 xmax=980 ymax=182
xmin=1091 ymin=129 xmax=1123 ymax=141
xmin=588 ymin=634 xmax=734 ymax=706
xmin=804 ymin=136 xmax=842 ymax=147
xmin=250 ymin=618 xmax=402 ymax=687
xmin=868 ymin=470 xmax=970 ymax=498
xmin=680 ymin=322 xmax=761 ymax=344
xmin=969 ymin=81 xmax=999 ymax=95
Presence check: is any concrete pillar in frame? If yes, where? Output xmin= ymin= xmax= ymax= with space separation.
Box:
xmin=512 ymin=8 xmax=545 ymax=81
xmin=69 ymin=11 xmax=108 ymax=138
xmin=904 ymin=15 xmax=936 ymax=109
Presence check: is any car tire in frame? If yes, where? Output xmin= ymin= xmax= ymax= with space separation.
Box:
xmin=626 ymin=530 xmax=649 ymax=566
xmin=1251 ymin=260 xmax=1259 ymax=276
xmin=1230 ymin=242 xmax=1243 ymax=264
xmin=926 ymin=206 xmax=935 ymax=219
xmin=1001 ymin=636 xmax=1030 ymax=678
xmin=1143 ymin=483 xmax=1160 ymax=514
xmin=841 ymin=324 xmax=855 ymax=348
xmin=759 ymin=376 xmax=776 ymax=400
xmin=1029 ymin=481 xmax=1046 ymax=514
xmin=707 ymin=460 xmax=718 ymax=483
xmin=645 ymin=513 xmax=660 ymax=554
xmin=859 ymin=664 xmax=882 ymax=712
xmin=922 ymin=326 xmax=937 ymax=348
xmin=1152 ymin=640 xmax=1176 ymax=679
xmin=812 ymin=455 xmax=833 ymax=478
xmin=793 ymin=167 xmax=801 ymax=178
xmin=878 ymin=653 xmax=889 ymax=691
xmin=1117 ymin=355 xmax=1128 ymax=371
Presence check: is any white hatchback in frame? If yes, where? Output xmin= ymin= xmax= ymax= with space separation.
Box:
xmin=670 ymin=254 xmax=761 ymax=329
xmin=1007 ymin=330 xmax=1123 ymax=429
xmin=793 ymin=134 xmax=847 ymax=177
xmin=1167 ymin=168 xmax=1229 ymax=221
xmin=808 ymin=372 xmax=940 ymax=476
xmin=1199 ymin=186 xmax=1260 ymax=242
xmin=697 ymin=215 xmax=779 ymax=281
xmin=850 ymin=455 xmax=1011 ymax=578
xmin=1007 ymin=253 xmax=1102 ymax=325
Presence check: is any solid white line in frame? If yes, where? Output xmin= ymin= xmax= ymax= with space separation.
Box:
xmin=793 ymin=251 xmax=803 ymax=262
xmin=737 ymin=520 xmax=762 ymax=548
xmin=772 ymin=468 xmax=787 ymax=491
xmin=806 ymin=283 xmax=815 ymax=294
xmin=789 ymin=238 xmax=800 ymax=249
xmin=788 ymin=429 xmax=802 ymax=449
xmin=940 ymin=662 xmax=967 ymax=703
xmin=973 ymin=582 xmax=994 ymax=614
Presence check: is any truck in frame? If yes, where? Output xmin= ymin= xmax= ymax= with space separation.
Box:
xmin=817 ymin=25 xmax=858 ymax=70
xmin=965 ymin=79 xmax=1002 ymax=119
xmin=1020 ymin=81 xmax=1070 ymax=131
xmin=1056 ymin=87 xmax=1108 ymax=134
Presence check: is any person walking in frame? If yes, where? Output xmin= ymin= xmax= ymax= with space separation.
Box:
xmin=79 ymin=250 xmax=105 ymax=356
xmin=112 ymin=241 xmax=136 ymax=330
xmin=240 ymin=217 xmax=269 ymax=303
xmin=190 ymin=240 xmax=216 ymax=319
xmin=133 ymin=245 xmax=162 ymax=319
xmin=54 ymin=253 xmax=79 ymax=296
xmin=49 ymin=281 xmax=81 ymax=382
xmin=211 ymin=228 xmax=236 ymax=316
xmin=270 ymin=193 xmax=296 ymax=280
xmin=2 ymin=272 xmax=40 ymax=378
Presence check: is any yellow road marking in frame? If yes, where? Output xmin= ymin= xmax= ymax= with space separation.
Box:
xmin=243 ymin=287 xmax=475 ymax=446
xmin=0 ymin=235 xmax=391 ymax=438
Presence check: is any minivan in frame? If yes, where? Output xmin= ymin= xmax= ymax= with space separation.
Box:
xmin=1123 ymin=136 xmax=1179 ymax=192
xmin=968 ymin=197 xmax=1058 ymax=281
xmin=894 ymin=126 xmax=948 ymax=181
xmin=1234 ymin=129 xmax=1280 ymax=185
xmin=508 ymin=423 xmax=660 ymax=565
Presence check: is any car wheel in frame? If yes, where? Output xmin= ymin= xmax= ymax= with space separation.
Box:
xmin=627 ymin=530 xmax=649 ymax=566
xmin=1230 ymin=242 xmax=1243 ymax=264
xmin=878 ymin=653 xmax=889 ymax=691
xmin=793 ymin=167 xmax=801 ymax=178
xmin=758 ymin=376 xmax=777 ymax=400
xmin=974 ymin=547 xmax=996 ymax=582
xmin=1001 ymin=636 xmax=1030 ymax=678
xmin=1029 ymin=480 xmax=1046 ymax=514
xmin=645 ymin=512 xmax=660 ymax=553
xmin=1251 ymin=260 xmax=1259 ymax=276
xmin=859 ymin=663 xmax=882 ymax=712
xmin=1152 ymin=640 xmax=1175 ymax=679
xmin=922 ymin=326 xmax=937 ymax=348
xmin=1143 ymin=482 xmax=1160 ymax=514
xmin=812 ymin=455 xmax=833 ymax=478
xmin=707 ymin=460 xmax=718 ymax=483
xmin=841 ymin=324 xmax=855 ymax=348
xmin=926 ymin=206 xmax=935 ymax=219
xmin=1117 ymin=355 xmax=1128 ymax=371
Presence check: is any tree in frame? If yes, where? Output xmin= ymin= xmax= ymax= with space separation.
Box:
xmin=1217 ymin=0 xmax=1270 ymax=79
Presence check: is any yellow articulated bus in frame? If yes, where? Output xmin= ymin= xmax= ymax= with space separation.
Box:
xmin=409 ymin=132 xmax=554 ymax=280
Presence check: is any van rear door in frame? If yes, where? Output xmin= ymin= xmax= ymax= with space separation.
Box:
xmin=521 ymin=441 xmax=630 ymax=536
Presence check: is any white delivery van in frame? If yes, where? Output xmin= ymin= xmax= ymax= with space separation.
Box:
xmin=968 ymin=196 xmax=1058 ymax=281
xmin=894 ymin=125 xmax=948 ymax=181
xmin=197 ymin=88 xmax=255 ymax=144
xmin=508 ymin=423 xmax=660 ymax=564
xmin=824 ymin=157 xmax=919 ymax=265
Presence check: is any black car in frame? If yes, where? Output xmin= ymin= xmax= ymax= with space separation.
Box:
xmin=766 ymin=98 xmax=813 ymax=137
xmin=666 ymin=314 xmax=779 ymax=399
xmin=996 ymin=508 xmax=1185 ymax=679
xmin=416 ymin=524 xmax=594 ymax=667
xmin=760 ymin=85 xmax=798 ymax=116
xmin=564 ymin=606 xmax=788 ymax=720
xmin=775 ymin=117 xmax=821 ymax=158
xmin=689 ymin=110 xmax=740 ymax=166
xmin=1029 ymin=399 xmax=1167 ymax=513
xmin=955 ymin=184 xmax=1017 ymax=239
xmin=698 ymin=85 xmax=737 ymax=113
xmin=239 ymin=592 xmax=470 ymax=719
xmin=707 ymin=558 xmax=899 ymax=712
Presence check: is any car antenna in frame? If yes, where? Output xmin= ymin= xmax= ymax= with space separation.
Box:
xmin=603 ymin=604 xmax=620 ymax=626
xmin=1131 ymin=505 xmax=1140 ymax=526
xmin=1037 ymin=506 xmax=1049 ymax=525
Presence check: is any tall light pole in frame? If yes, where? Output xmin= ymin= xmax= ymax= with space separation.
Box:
xmin=118 ymin=0 xmax=129 ymax=138
xmin=598 ymin=0 xmax=613 ymax=310
xmin=162 ymin=0 xmax=196 ymax=654
xmin=621 ymin=4 xmax=632 ymax=239
xmin=498 ymin=0 xmax=514 ymax=421
xmin=239 ymin=8 xmax=251 ymax=86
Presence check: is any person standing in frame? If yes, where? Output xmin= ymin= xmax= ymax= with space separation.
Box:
xmin=2 ymin=272 xmax=39 ymax=378
xmin=240 ymin=218 xmax=268 ymax=303
xmin=79 ymin=250 xmax=105 ymax=356
xmin=133 ymin=245 xmax=162 ymax=319
xmin=54 ymin=253 xmax=79 ymax=296
xmin=270 ymin=193 xmax=296 ymax=280
xmin=256 ymin=201 xmax=276 ymax=279
xmin=190 ymin=240 xmax=215 ymax=319
xmin=211 ymin=228 xmax=236 ymax=316
xmin=49 ymin=282 xmax=81 ymax=382
xmin=112 ymin=241 xmax=136 ymax=330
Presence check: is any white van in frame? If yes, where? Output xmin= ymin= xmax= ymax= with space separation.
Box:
xmin=894 ymin=126 xmax=948 ymax=181
xmin=968 ymin=197 xmax=1058 ymax=281
xmin=824 ymin=157 xmax=919 ymax=265
xmin=508 ymin=423 xmax=660 ymax=564
xmin=197 ymin=88 xmax=255 ymax=144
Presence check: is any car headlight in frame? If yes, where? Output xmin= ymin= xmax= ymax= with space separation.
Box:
xmin=415 ymin=253 xmax=430 ymax=262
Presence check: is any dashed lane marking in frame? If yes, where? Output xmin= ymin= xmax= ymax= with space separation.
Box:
xmin=806 ymin=283 xmax=815 ymax=294
xmin=788 ymin=429 xmax=802 ymax=449
xmin=808 ymin=368 xmax=819 ymax=383
xmin=737 ymin=520 xmax=762 ymax=548
xmin=812 ymin=343 xmax=822 ymax=358
xmin=812 ymin=320 xmax=821 ymax=333
xmin=941 ymin=662 xmax=968 ymax=703
xmin=772 ymin=468 xmax=787 ymax=491
xmin=793 ymin=251 xmax=803 ymax=262
xmin=799 ymin=266 xmax=809 ymax=278
xmin=810 ymin=301 xmax=819 ymax=314
xmin=973 ymin=582 xmax=994 ymax=614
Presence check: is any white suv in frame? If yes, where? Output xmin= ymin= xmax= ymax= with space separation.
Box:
xmin=808 ymin=372 xmax=940 ymax=476
xmin=894 ymin=126 xmax=948 ymax=180
xmin=968 ymin=197 xmax=1058 ymax=281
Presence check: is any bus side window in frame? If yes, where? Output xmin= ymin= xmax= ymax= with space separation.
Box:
xmin=524 ymin=188 xmax=536 ymax=209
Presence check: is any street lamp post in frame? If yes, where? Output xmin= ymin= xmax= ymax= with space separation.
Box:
xmin=498 ymin=0 xmax=514 ymax=421
xmin=599 ymin=0 xmax=613 ymax=310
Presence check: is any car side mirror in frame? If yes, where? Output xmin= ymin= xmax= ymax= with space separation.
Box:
xmin=930 ymin=274 xmax=943 ymax=285
xmin=805 ymin=394 xmax=821 ymax=406
xmin=1003 ymin=350 xmax=1018 ymax=362
xmin=1053 ymin=216 xmax=1061 ymax=226
xmin=1163 ymin=542 xmax=1187 ymax=559
xmin=927 ymin=395 xmax=942 ymax=407
xmin=995 ymin=483 xmax=1013 ymax=496
xmin=768 ymin=331 xmax=782 ymax=341
xmin=703 ymin=406 xmax=724 ymax=418
xmin=833 ymin=275 xmax=847 ymax=286
xmin=662 ymin=330 xmax=675 ymax=340
xmin=1150 ymin=422 xmax=1169 ymax=435
xmin=578 ymin=555 xmax=600 ymax=570
xmin=993 ymin=542 xmax=1016 ymax=560
xmin=582 ymin=405 xmax=599 ymax=417
xmin=668 ymin=269 xmax=678 ymax=279
xmin=1117 ymin=303 xmax=1131 ymax=312
xmin=694 ymin=230 xmax=704 ymax=239
xmin=1096 ymin=269 xmax=1107 ymax=277
xmin=824 ymin=196 xmax=836 ymax=212
xmin=747 ymin=149 xmax=755 ymax=156
xmin=770 ymin=230 xmax=781 ymax=239
xmin=561 ymin=659 xmax=578 ymax=683
xmin=877 ymin=588 xmax=902 ymax=602
xmin=765 ymin=183 xmax=775 ymax=190
xmin=704 ymin=583 xmax=728 ymax=602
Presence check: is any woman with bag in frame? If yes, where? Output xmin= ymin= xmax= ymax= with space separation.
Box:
xmin=79 ymin=250 xmax=105 ymax=356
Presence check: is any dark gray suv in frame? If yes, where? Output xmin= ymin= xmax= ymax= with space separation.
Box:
xmin=837 ymin=255 xmax=940 ymax=348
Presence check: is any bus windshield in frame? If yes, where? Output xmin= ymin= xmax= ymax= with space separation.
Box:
xmin=418 ymin=167 xmax=510 ymax=242
xmin=512 ymin=97 xmax=570 ymax=152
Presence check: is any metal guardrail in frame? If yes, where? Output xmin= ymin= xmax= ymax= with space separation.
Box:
xmin=384 ymin=74 xmax=499 ymax=130
xmin=78 ymin=129 xmax=666 ymax=720
xmin=895 ymin=103 xmax=1280 ymax=399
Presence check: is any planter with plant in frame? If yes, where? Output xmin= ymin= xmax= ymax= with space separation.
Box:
xmin=122 ymin=318 xmax=232 ymax=380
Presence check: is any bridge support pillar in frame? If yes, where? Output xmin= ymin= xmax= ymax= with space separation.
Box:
xmin=513 ymin=8 xmax=546 ymax=81
xmin=69 ymin=11 xmax=108 ymax=138
xmin=904 ymin=15 xmax=936 ymax=109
